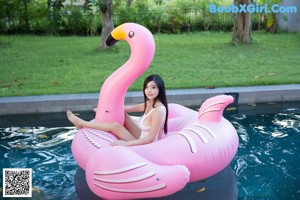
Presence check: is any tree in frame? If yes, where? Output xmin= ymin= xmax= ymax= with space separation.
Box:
xmin=98 ymin=0 xmax=114 ymax=50
xmin=20 ymin=0 xmax=31 ymax=31
xmin=231 ymin=0 xmax=253 ymax=44
xmin=48 ymin=0 xmax=65 ymax=34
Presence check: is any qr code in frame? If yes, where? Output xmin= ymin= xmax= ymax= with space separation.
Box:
xmin=3 ymin=168 xmax=32 ymax=198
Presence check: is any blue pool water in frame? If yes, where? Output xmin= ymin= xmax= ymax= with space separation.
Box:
xmin=0 ymin=103 xmax=299 ymax=199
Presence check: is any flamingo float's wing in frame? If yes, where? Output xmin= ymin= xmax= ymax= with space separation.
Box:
xmin=198 ymin=95 xmax=234 ymax=122
xmin=85 ymin=147 xmax=190 ymax=199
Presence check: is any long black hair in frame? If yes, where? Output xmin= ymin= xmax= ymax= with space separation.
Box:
xmin=143 ymin=74 xmax=168 ymax=134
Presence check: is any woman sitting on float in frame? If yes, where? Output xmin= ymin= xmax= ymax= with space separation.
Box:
xmin=67 ymin=74 xmax=168 ymax=146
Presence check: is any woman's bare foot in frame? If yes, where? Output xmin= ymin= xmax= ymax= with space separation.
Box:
xmin=66 ymin=109 xmax=83 ymax=129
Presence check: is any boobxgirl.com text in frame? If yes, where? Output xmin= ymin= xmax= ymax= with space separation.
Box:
xmin=209 ymin=3 xmax=297 ymax=14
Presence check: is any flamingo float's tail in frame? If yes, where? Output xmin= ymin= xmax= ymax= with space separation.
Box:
xmin=198 ymin=95 xmax=234 ymax=122
xmin=85 ymin=147 xmax=190 ymax=199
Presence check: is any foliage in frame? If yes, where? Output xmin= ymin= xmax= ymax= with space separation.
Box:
xmin=64 ymin=6 xmax=99 ymax=35
xmin=29 ymin=0 xmax=50 ymax=34
xmin=47 ymin=0 xmax=65 ymax=34
xmin=0 ymin=0 xmax=268 ymax=35
xmin=258 ymin=0 xmax=282 ymax=33
xmin=115 ymin=0 xmax=154 ymax=30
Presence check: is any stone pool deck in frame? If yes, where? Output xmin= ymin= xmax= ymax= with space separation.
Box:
xmin=0 ymin=84 xmax=299 ymax=115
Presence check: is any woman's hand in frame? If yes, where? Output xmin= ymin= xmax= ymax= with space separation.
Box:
xmin=111 ymin=140 xmax=128 ymax=146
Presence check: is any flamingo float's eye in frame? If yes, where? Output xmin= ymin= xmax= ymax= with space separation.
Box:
xmin=128 ymin=31 xmax=135 ymax=38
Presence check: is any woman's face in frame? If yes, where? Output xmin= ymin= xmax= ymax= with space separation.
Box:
xmin=144 ymin=81 xmax=159 ymax=101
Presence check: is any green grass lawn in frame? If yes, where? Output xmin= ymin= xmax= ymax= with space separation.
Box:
xmin=1 ymin=31 xmax=300 ymax=97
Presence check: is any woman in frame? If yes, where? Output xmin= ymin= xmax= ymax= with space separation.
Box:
xmin=67 ymin=74 xmax=168 ymax=146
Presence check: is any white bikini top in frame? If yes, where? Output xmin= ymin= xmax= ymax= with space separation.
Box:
xmin=138 ymin=106 xmax=164 ymax=140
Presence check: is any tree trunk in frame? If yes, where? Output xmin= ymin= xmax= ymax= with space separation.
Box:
xmin=231 ymin=0 xmax=252 ymax=44
xmin=126 ymin=0 xmax=133 ymax=7
xmin=21 ymin=0 xmax=30 ymax=31
xmin=99 ymin=0 xmax=114 ymax=50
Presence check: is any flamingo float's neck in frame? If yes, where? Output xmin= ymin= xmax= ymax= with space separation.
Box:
xmin=95 ymin=25 xmax=155 ymax=124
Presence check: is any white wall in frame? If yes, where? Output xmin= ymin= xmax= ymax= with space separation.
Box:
xmin=276 ymin=0 xmax=300 ymax=32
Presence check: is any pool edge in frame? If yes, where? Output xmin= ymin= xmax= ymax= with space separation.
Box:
xmin=0 ymin=84 xmax=299 ymax=115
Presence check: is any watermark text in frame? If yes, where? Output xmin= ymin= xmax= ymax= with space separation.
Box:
xmin=209 ymin=4 xmax=297 ymax=14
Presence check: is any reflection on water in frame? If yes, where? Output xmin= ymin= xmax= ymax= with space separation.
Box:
xmin=228 ymin=108 xmax=300 ymax=200
xmin=0 ymin=107 xmax=299 ymax=199
xmin=2 ymin=127 xmax=76 ymax=149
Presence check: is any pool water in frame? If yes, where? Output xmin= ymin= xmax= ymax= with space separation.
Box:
xmin=0 ymin=104 xmax=299 ymax=199
xmin=227 ymin=109 xmax=299 ymax=199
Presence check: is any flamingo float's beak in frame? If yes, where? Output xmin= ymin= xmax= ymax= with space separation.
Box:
xmin=106 ymin=25 xmax=126 ymax=47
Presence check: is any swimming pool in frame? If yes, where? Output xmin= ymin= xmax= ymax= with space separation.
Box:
xmin=0 ymin=102 xmax=299 ymax=199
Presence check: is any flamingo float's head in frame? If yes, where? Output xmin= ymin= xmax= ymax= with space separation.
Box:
xmin=106 ymin=24 xmax=127 ymax=46
xmin=106 ymin=23 xmax=155 ymax=52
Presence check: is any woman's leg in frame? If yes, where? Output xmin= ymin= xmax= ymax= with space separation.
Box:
xmin=124 ymin=113 xmax=141 ymax=139
xmin=67 ymin=110 xmax=136 ymax=141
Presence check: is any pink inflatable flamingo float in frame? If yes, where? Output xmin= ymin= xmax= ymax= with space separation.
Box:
xmin=71 ymin=23 xmax=239 ymax=199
